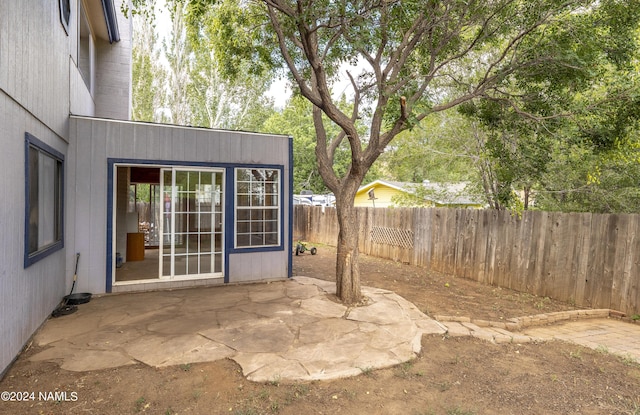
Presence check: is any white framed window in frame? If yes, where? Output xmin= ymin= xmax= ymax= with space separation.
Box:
xmin=24 ymin=133 xmax=64 ymax=267
xmin=235 ymin=168 xmax=280 ymax=248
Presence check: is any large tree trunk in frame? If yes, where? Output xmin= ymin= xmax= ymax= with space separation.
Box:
xmin=334 ymin=187 xmax=362 ymax=305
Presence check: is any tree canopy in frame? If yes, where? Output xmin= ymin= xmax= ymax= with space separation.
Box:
xmin=130 ymin=1 xmax=277 ymax=130
xmin=129 ymin=0 xmax=640 ymax=303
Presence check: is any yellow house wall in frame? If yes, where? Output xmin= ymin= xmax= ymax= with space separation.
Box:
xmin=354 ymin=185 xmax=404 ymax=207
xmin=354 ymin=182 xmax=484 ymax=208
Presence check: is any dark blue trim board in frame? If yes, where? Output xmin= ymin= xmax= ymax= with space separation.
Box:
xmin=223 ymin=167 xmax=234 ymax=283
xmin=24 ymin=133 xmax=65 ymax=268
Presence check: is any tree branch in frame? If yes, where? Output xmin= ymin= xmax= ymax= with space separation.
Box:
xmin=312 ymin=105 xmax=341 ymax=192
xmin=265 ymin=3 xmax=321 ymax=105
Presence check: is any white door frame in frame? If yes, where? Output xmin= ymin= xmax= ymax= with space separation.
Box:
xmin=111 ymin=164 xmax=225 ymax=288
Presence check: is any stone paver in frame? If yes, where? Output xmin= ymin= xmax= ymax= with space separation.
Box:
xmin=436 ymin=312 xmax=640 ymax=364
xmin=27 ymin=278 xmax=640 ymax=383
xmin=523 ymin=318 xmax=640 ymax=363
xmin=29 ymin=277 xmax=446 ymax=382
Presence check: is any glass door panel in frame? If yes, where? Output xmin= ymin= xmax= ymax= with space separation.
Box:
xmin=129 ymin=183 xmax=161 ymax=247
xmin=160 ymin=168 xmax=224 ymax=279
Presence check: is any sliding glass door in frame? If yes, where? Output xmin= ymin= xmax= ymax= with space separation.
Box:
xmin=160 ymin=168 xmax=224 ymax=279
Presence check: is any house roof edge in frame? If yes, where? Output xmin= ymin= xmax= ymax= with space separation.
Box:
xmin=102 ymin=0 xmax=120 ymax=43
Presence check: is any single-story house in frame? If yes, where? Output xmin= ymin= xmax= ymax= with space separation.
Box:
xmin=1 ymin=0 xmax=292 ymax=378
xmin=354 ymin=180 xmax=485 ymax=208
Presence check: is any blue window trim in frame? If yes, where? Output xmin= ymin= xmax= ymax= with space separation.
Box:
xmin=230 ymin=166 xmax=285 ymax=253
xmin=24 ymin=133 xmax=65 ymax=268
xmin=106 ymin=158 xmax=288 ymax=291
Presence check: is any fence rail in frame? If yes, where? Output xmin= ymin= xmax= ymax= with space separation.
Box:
xmin=293 ymin=205 xmax=640 ymax=316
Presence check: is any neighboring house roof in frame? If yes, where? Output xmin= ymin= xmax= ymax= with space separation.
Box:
xmin=357 ymin=179 xmax=484 ymax=207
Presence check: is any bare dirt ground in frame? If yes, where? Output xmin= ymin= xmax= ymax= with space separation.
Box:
xmin=2 ymin=244 xmax=639 ymax=415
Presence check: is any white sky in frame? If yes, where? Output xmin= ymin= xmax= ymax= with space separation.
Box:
xmin=151 ymin=0 xmax=361 ymax=109
xmin=152 ymin=0 xmax=291 ymax=108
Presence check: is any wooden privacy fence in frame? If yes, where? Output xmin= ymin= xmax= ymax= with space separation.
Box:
xmin=293 ymin=205 xmax=640 ymax=316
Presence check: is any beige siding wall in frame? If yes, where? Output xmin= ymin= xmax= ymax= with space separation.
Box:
xmin=0 ymin=0 xmax=132 ymax=122
xmin=68 ymin=117 xmax=292 ymax=294
xmin=0 ymin=0 xmax=131 ymax=129
xmin=0 ymin=0 xmax=73 ymax=379
xmin=229 ymin=251 xmax=290 ymax=282
xmin=70 ymin=60 xmax=96 ymax=117
xmin=94 ymin=0 xmax=132 ymax=120
xmin=0 ymin=0 xmax=133 ymax=378
xmin=0 ymin=92 xmax=67 ymax=378
xmin=0 ymin=1 xmax=72 ymax=138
